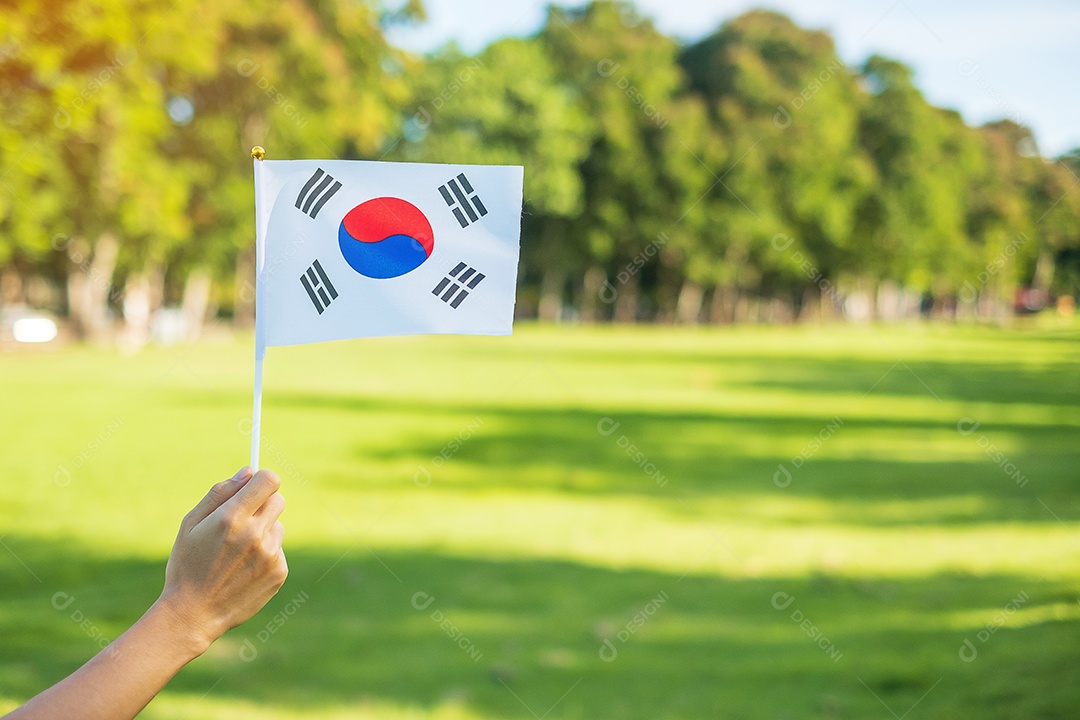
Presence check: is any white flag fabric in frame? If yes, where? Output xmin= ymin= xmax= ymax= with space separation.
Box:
xmin=253 ymin=159 xmax=523 ymax=348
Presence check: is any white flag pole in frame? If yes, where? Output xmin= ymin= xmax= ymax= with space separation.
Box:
xmin=250 ymin=343 xmax=265 ymax=470
xmin=250 ymin=146 xmax=267 ymax=470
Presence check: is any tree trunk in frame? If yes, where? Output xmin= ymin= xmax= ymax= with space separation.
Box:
xmin=798 ymin=287 xmax=820 ymax=322
xmin=1 ymin=264 xmax=23 ymax=306
xmin=67 ymin=253 xmax=89 ymax=337
xmin=734 ymin=293 xmax=751 ymax=323
xmin=182 ymin=269 xmax=213 ymax=342
xmin=67 ymin=233 xmax=119 ymax=341
xmin=122 ymin=274 xmax=152 ymax=347
xmin=709 ymin=285 xmax=737 ymax=324
xmin=122 ymin=263 xmax=164 ymax=346
xmin=675 ymin=281 xmax=704 ymax=325
xmin=580 ymin=266 xmax=605 ymax=323
xmin=1032 ymin=250 xmax=1055 ymax=295
xmin=235 ymin=248 xmax=256 ymax=329
xmin=876 ymin=281 xmax=900 ymax=322
xmin=613 ymin=274 xmax=639 ymax=323
xmin=845 ymin=286 xmax=871 ymax=323
xmin=538 ymin=269 xmax=565 ymax=322
xmin=867 ymin=281 xmax=880 ymax=321
xmin=899 ymin=286 xmax=920 ymax=320
xmin=769 ymin=297 xmax=794 ymax=324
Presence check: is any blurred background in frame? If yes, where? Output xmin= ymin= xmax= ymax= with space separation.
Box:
xmin=1 ymin=1 xmax=1078 ymax=718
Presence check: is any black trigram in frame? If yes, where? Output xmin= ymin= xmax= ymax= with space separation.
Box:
xmin=438 ymin=173 xmax=488 ymax=229
xmin=295 ymin=168 xmax=341 ymax=219
xmin=432 ymin=262 xmax=485 ymax=309
xmin=300 ymin=259 xmax=338 ymax=314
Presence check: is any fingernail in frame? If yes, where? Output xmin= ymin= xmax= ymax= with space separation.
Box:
xmin=231 ymin=466 xmax=252 ymax=482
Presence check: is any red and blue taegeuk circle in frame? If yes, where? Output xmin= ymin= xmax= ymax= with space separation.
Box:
xmin=338 ymin=197 xmax=434 ymax=279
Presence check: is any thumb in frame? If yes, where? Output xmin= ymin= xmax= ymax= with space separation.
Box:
xmin=182 ymin=467 xmax=253 ymax=530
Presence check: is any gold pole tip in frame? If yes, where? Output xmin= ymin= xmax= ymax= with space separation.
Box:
xmin=250 ymin=146 xmax=266 ymax=161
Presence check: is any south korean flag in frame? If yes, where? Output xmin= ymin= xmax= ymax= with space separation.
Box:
xmin=253 ymin=158 xmax=523 ymax=348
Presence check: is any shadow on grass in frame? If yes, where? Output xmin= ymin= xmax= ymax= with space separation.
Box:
xmin=164 ymin=387 xmax=1080 ymax=525
xmin=736 ymin=356 xmax=1080 ymax=409
xmin=1 ymin=537 xmax=1077 ymax=719
xmin=463 ymin=343 xmax=1080 ymax=408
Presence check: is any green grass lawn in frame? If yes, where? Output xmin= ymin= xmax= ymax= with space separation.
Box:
xmin=1 ymin=321 xmax=1078 ymax=719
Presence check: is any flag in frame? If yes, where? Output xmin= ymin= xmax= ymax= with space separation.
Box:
xmin=253 ymin=158 xmax=523 ymax=348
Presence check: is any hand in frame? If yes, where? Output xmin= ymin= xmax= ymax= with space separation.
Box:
xmin=155 ymin=467 xmax=288 ymax=653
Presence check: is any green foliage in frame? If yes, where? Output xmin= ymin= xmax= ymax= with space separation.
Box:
xmin=1 ymin=0 xmax=1079 ymax=319
xmin=401 ymin=38 xmax=593 ymax=218
xmin=0 ymin=0 xmax=410 ymax=299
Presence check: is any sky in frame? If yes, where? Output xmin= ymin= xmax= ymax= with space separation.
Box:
xmin=386 ymin=0 xmax=1080 ymax=157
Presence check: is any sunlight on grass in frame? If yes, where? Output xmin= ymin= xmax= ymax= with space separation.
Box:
xmin=1 ymin=322 xmax=1078 ymax=719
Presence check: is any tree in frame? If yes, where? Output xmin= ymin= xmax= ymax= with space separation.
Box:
xmin=682 ymin=11 xmax=873 ymax=320
xmin=398 ymin=36 xmax=594 ymax=319
xmin=541 ymin=1 xmax=712 ymax=322
xmin=0 ymin=0 xmax=414 ymax=340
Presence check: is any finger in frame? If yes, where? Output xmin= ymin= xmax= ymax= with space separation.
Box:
xmin=254 ymin=491 xmax=286 ymax=532
xmin=220 ymin=468 xmax=281 ymax=517
xmin=272 ymin=522 xmax=287 ymax=573
xmin=183 ymin=467 xmax=253 ymax=528
xmin=264 ymin=522 xmax=286 ymax=572
xmin=276 ymin=545 xmax=289 ymax=583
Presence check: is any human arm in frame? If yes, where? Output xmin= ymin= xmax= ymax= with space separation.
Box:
xmin=4 ymin=467 xmax=288 ymax=720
